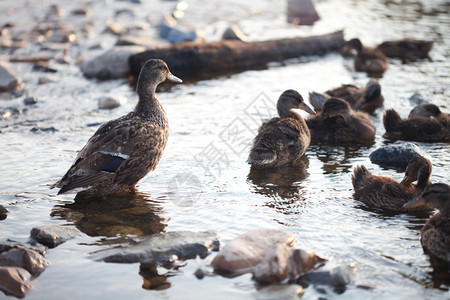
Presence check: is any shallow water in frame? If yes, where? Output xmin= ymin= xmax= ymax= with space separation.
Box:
xmin=0 ymin=0 xmax=449 ymax=299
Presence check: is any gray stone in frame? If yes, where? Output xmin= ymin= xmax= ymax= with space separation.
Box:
xmin=0 ymin=247 xmax=48 ymax=276
xmin=166 ymin=27 xmax=202 ymax=44
xmin=257 ymin=284 xmax=304 ymax=299
xmin=0 ymin=266 xmax=31 ymax=298
xmin=0 ymin=239 xmax=47 ymax=255
xmin=0 ymin=63 xmax=20 ymax=92
xmin=81 ymin=46 xmax=145 ymax=79
xmin=93 ymin=230 xmax=219 ymax=263
xmin=287 ymin=0 xmax=320 ymax=25
xmin=369 ymin=142 xmax=427 ymax=170
xmin=98 ymin=96 xmax=127 ymax=110
xmin=222 ymin=25 xmax=247 ymax=41
xmin=23 ymin=97 xmax=38 ymax=105
xmin=297 ymin=263 xmax=355 ymax=294
xmin=30 ymin=225 xmax=80 ymax=248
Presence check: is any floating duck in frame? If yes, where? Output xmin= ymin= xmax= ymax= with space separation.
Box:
xmin=309 ymin=78 xmax=383 ymax=114
xmin=306 ymin=97 xmax=375 ymax=144
xmin=352 ymin=156 xmax=432 ymax=212
xmin=51 ymin=59 xmax=182 ymax=197
xmin=383 ymin=104 xmax=450 ymax=142
xmin=345 ymin=38 xmax=389 ymax=77
xmin=404 ymin=183 xmax=450 ymax=267
xmin=247 ymin=90 xmax=314 ymax=168
xmin=375 ymin=39 xmax=433 ymax=63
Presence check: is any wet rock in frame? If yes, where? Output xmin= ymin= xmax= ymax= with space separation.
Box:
xmin=98 ymin=95 xmax=127 ymax=110
xmin=38 ymin=76 xmax=55 ymax=85
xmin=93 ymin=230 xmax=219 ymax=263
xmin=104 ymin=21 xmax=124 ymax=35
xmin=0 ymin=239 xmax=47 ymax=256
xmin=30 ymin=225 xmax=81 ymax=248
xmin=222 ymin=25 xmax=247 ymax=41
xmin=81 ymin=46 xmax=145 ymax=79
xmin=211 ymin=229 xmax=295 ymax=275
xmin=47 ymin=31 xmax=76 ymax=43
xmin=159 ymin=14 xmax=203 ymax=44
xmin=369 ymin=142 xmax=427 ymax=170
xmin=23 ymin=97 xmax=38 ymax=105
xmin=0 ymin=247 xmax=48 ymax=276
xmin=0 ymin=266 xmax=31 ymax=298
xmin=408 ymin=92 xmax=427 ymax=105
xmin=71 ymin=8 xmax=89 ymax=16
xmin=30 ymin=126 xmax=58 ymax=133
xmin=287 ymin=0 xmax=320 ymax=25
xmin=0 ymin=63 xmax=20 ymax=92
xmin=32 ymin=62 xmax=58 ymax=73
xmin=257 ymin=284 xmax=304 ymax=299
xmin=0 ymin=205 xmax=7 ymax=220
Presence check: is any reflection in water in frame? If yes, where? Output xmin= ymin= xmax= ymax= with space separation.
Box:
xmin=311 ymin=144 xmax=372 ymax=174
xmin=139 ymin=262 xmax=185 ymax=291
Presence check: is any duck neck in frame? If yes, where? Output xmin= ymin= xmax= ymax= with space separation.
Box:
xmin=135 ymin=85 xmax=167 ymax=128
xmin=416 ymin=167 xmax=431 ymax=190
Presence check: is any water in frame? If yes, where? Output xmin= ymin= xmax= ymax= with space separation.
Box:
xmin=0 ymin=0 xmax=449 ymax=299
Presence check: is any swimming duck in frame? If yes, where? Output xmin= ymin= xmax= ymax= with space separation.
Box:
xmin=306 ymin=97 xmax=375 ymax=144
xmin=247 ymin=90 xmax=315 ymax=168
xmin=309 ymin=78 xmax=383 ymax=114
xmin=375 ymin=39 xmax=433 ymax=64
xmin=351 ymin=156 xmax=432 ymax=212
xmin=383 ymin=104 xmax=450 ymax=142
xmin=51 ymin=59 xmax=182 ymax=197
xmin=345 ymin=38 xmax=389 ymax=77
xmin=403 ymin=183 xmax=450 ymax=267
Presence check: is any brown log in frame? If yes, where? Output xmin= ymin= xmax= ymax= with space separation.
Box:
xmin=129 ymin=30 xmax=345 ymax=82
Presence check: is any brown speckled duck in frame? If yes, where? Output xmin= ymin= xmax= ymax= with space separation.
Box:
xmin=404 ymin=183 xmax=450 ymax=267
xmin=306 ymin=97 xmax=375 ymax=144
xmin=247 ymin=90 xmax=315 ymax=168
xmin=375 ymin=39 xmax=433 ymax=63
xmin=352 ymin=156 xmax=432 ymax=212
xmin=309 ymin=78 xmax=383 ymax=114
xmin=346 ymin=38 xmax=389 ymax=77
xmin=383 ymin=104 xmax=450 ymax=142
xmin=51 ymin=59 xmax=182 ymax=197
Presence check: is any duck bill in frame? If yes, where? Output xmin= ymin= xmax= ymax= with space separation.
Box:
xmin=298 ymin=102 xmax=316 ymax=115
xmin=167 ymin=73 xmax=183 ymax=83
xmin=403 ymin=196 xmax=426 ymax=209
xmin=400 ymin=176 xmax=411 ymax=186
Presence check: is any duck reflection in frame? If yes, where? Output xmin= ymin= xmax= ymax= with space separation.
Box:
xmin=139 ymin=262 xmax=185 ymax=291
xmin=247 ymin=155 xmax=309 ymax=202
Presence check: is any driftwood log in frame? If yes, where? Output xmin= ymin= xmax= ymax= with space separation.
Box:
xmin=129 ymin=30 xmax=345 ymax=82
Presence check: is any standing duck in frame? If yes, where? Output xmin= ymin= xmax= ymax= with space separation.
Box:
xmin=351 ymin=156 xmax=432 ymax=212
xmin=309 ymin=78 xmax=383 ymax=114
xmin=306 ymin=97 xmax=376 ymax=144
xmin=383 ymin=104 xmax=450 ymax=142
xmin=247 ymin=90 xmax=315 ymax=168
xmin=345 ymin=38 xmax=389 ymax=77
xmin=51 ymin=59 xmax=182 ymax=197
xmin=375 ymin=39 xmax=433 ymax=63
xmin=403 ymin=183 xmax=450 ymax=267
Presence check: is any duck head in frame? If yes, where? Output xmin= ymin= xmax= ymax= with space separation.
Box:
xmin=277 ymin=89 xmax=315 ymax=118
xmin=400 ymin=156 xmax=432 ymax=189
xmin=408 ymin=103 xmax=442 ymax=119
xmin=136 ymin=59 xmax=182 ymax=97
xmin=403 ymin=183 xmax=450 ymax=215
xmin=346 ymin=38 xmax=363 ymax=53
xmin=363 ymin=78 xmax=382 ymax=102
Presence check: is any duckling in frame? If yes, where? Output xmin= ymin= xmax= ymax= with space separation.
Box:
xmin=309 ymin=78 xmax=383 ymax=114
xmin=403 ymin=183 xmax=450 ymax=267
xmin=352 ymin=156 xmax=432 ymax=212
xmin=375 ymin=39 xmax=433 ymax=64
xmin=247 ymin=90 xmax=315 ymax=168
xmin=306 ymin=97 xmax=375 ymax=144
xmin=383 ymin=104 xmax=450 ymax=142
xmin=51 ymin=59 xmax=182 ymax=197
xmin=345 ymin=38 xmax=389 ymax=77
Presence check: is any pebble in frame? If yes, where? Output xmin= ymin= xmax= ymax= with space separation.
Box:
xmin=30 ymin=225 xmax=81 ymax=248
xmin=0 ymin=63 xmax=20 ymax=92
xmin=23 ymin=97 xmax=38 ymax=105
xmin=0 ymin=266 xmax=31 ymax=298
xmin=222 ymin=25 xmax=247 ymax=41
xmin=116 ymin=35 xmax=161 ymax=49
xmin=257 ymin=284 xmax=304 ymax=299
xmin=159 ymin=14 xmax=203 ymax=44
xmin=369 ymin=142 xmax=427 ymax=170
xmin=98 ymin=95 xmax=127 ymax=110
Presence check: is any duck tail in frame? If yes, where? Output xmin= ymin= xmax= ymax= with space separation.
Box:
xmin=383 ymin=109 xmax=401 ymax=132
xmin=351 ymin=165 xmax=370 ymax=190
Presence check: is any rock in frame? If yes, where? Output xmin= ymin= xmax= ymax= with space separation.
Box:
xmin=81 ymin=46 xmax=145 ymax=79
xmin=222 ymin=25 xmax=247 ymax=41
xmin=0 ymin=266 xmax=31 ymax=298
xmin=30 ymin=225 xmax=80 ymax=248
xmin=47 ymin=31 xmax=76 ymax=43
xmin=93 ymin=230 xmax=219 ymax=263
xmin=287 ymin=248 xmax=326 ymax=282
xmin=0 ymin=205 xmax=7 ymax=214
xmin=116 ymin=35 xmax=161 ymax=49
xmin=287 ymin=0 xmax=320 ymax=25
xmin=0 ymin=247 xmax=48 ymax=276
xmin=159 ymin=13 xmax=203 ymax=44
xmin=104 ymin=21 xmax=124 ymax=35
xmin=369 ymin=142 xmax=427 ymax=170
xmin=257 ymin=284 xmax=304 ymax=299
xmin=98 ymin=95 xmax=127 ymax=109
xmin=408 ymin=92 xmax=427 ymax=105
xmin=30 ymin=126 xmax=58 ymax=133
xmin=210 ymin=229 xmax=295 ymax=275
xmin=38 ymin=76 xmax=55 ymax=85
xmin=0 ymin=239 xmax=47 ymax=256
xmin=23 ymin=97 xmax=38 ymax=105
xmin=0 ymin=63 xmax=20 ymax=92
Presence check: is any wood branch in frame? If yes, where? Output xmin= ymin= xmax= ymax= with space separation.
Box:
xmin=129 ymin=30 xmax=345 ymax=82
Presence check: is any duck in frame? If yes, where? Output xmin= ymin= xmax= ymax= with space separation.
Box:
xmin=247 ymin=90 xmax=315 ymax=168
xmin=403 ymin=183 xmax=450 ymax=267
xmin=383 ymin=104 xmax=450 ymax=142
xmin=51 ymin=59 xmax=182 ymax=197
xmin=305 ymin=97 xmax=376 ymax=144
xmin=351 ymin=155 xmax=432 ymax=212
xmin=309 ymin=78 xmax=383 ymax=114
xmin=375 ymin=39 xmax=433 ymax=64
xmin=345 ymin=38 xmax=389 ymax=77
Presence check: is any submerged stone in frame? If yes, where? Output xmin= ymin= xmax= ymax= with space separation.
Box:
xmin=0 ymin=247 xmax=48 ymax=276
xmin=0 ymin=239 xmax=47 ymax=256
xmin=369 ymin=142 xmax=427 ymax=170
xmin=30 ymin=225 xmax=81 ymax=248
xmin=297 ymin=264 xmax=356 ymax=295
xmin=0 ymin=266 xmax=31 ymax=298
xmin=93 ymin=230 xmax=219 ymax=263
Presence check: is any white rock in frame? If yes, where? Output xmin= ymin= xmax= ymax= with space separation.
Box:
xmin=98 ymin=95 xmax=127 ymax=110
